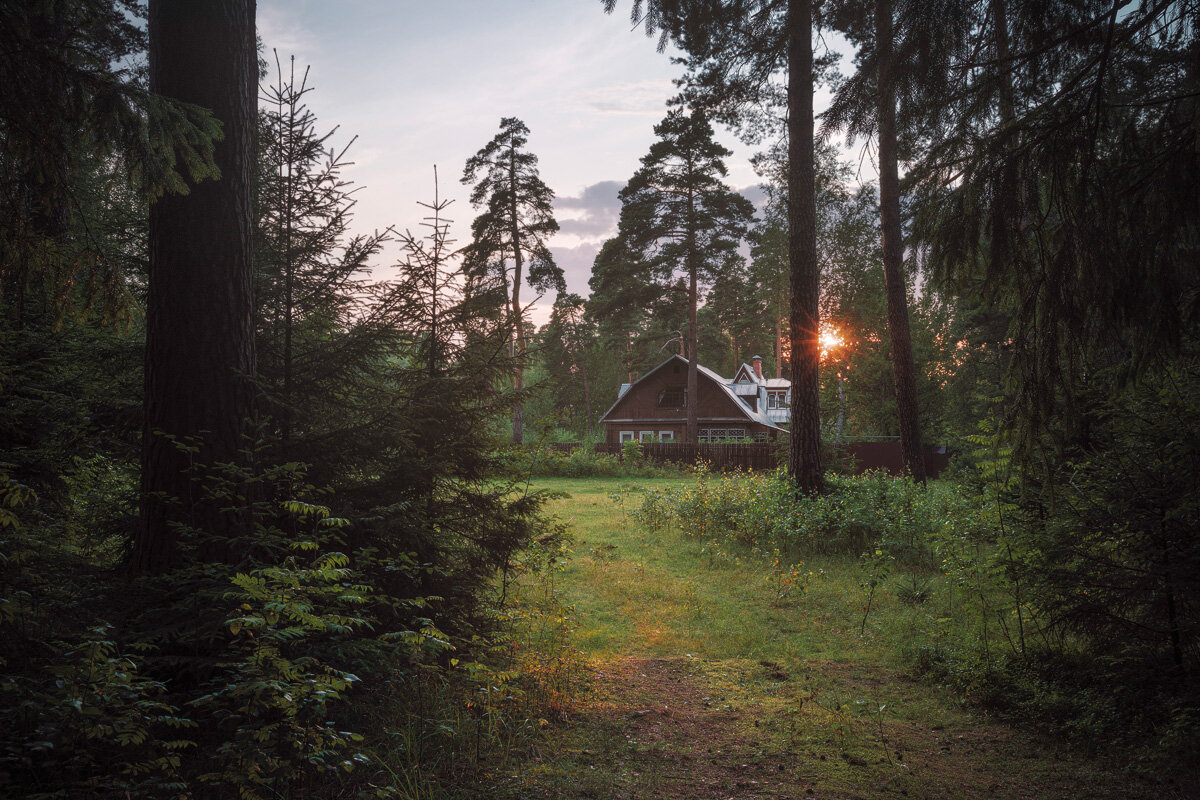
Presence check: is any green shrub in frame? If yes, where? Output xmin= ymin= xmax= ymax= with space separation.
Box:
xmin=633 ymin=467 xmax=985 ymax=566
xmin=495 ymin=445 xmax=686 ymax=478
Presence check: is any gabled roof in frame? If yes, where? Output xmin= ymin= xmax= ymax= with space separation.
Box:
xmin=732 ymin=362 xmax=791 ymax=390
xmin=732 ymin=362 xmax=760 ymax=384
xmin=599 ymin=354 xmax=786 ymax=432
xmin=695 ymin=362 xmax=786 ymax=431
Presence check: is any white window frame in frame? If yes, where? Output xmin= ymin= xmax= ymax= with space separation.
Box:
xmin=639 ymin=431 xmax=656 ymax=443
xmin=698 ymin=427 xmax=747 ymax=443
xmin=658 ymin=430 xmax=675 ymax=442
xmin=619 ymin=430 xmax=636 ymax=443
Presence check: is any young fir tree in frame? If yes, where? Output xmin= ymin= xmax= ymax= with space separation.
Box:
xmin=461 ymin=117 xmax=564 ymax=445
xmin=254 ymin=53 xmax=392 ymax=453
xmin=614 ymin=108 xmax=754 ymax=443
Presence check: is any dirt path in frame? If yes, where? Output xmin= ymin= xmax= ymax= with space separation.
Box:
xmin=525 ymin=655 xmax=1170 ymax=800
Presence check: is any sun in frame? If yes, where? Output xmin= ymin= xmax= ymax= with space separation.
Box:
xmin=819 ymin=327 xmax=844 ymax=351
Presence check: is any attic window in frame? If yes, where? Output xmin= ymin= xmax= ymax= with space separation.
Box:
xmin=658 ymin=386 xmax=686 ymax=407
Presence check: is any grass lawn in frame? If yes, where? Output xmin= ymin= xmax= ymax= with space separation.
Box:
xmin=505 ymin=476 xmax=1177 ymax=800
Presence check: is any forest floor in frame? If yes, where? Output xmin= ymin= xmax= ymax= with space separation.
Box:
xmin=503 ymin=476 xmax=1181 ymax=800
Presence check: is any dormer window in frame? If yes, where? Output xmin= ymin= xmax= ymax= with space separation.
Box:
xmin=658 ymin=386 xmax=686 ymax=407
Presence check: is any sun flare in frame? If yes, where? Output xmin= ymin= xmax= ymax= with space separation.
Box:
xmin=819 ymin=325 xmax=845 ymax=358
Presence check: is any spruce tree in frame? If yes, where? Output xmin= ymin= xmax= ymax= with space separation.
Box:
xmin=614 ymin=108 xmax=754 ymax=443
xmin=461 ymin=117 xmax=563 ymax=445
xmin=254 ymin=54 xmax=392 ymax=452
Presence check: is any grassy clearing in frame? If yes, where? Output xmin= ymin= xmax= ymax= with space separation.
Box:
xmin=504 ymin=476 xmax=1177 ymax=800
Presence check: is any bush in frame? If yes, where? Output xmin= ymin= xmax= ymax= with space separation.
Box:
xmin=495 ymin=444 xmax=686 ymax=478
xmin=633 ymin=467 xmax=984 ymax=566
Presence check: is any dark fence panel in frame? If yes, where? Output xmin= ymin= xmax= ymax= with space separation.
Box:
xmin=589 ymin=440 xmax=950 ymax=477
xmin=840 ymin=442 xmax=951 ymax=478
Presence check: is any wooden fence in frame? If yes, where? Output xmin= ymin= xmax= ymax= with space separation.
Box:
xmin=588 ymin=440 xmax=950 ymax=477
xmin=593 ymin=441 xmax=780 ymax=471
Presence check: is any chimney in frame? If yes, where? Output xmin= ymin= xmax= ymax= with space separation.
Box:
xmin=752 ymin=355 xmax=764 ymax=380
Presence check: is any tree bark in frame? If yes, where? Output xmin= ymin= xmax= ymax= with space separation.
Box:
xmin=876 ymin=0 xmax=927 ymax=483
xmin=787 ymin=0 xmax=823 ymax=493
xmin=134 ymin=0 xmax=257 ymax=574
xmin=509 ymin=143 xmax=526 ymax=445
xmin=686 ymin=179 xmax=700 ymax=445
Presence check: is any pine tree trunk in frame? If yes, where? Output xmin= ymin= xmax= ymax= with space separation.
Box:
xmin=775 ymin=291 xmax=784 ymax=378
xmin=787 ymin=0 xmax=823 ymax=493
xmin=876 ymin=0 xmax=927 ymax=483
xmin=686 ymin=182 xmax=700 ymax=445
xmin=134 ymin=0 xmax=257 ymax=574
xmin=509 ymin=145 xmax=526 ymax=445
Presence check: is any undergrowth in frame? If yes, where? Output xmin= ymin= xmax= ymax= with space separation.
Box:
xmin=625 ymin=468 xmax=1199 ymax=778
xmin=496 ymin=442 xmax=686 ymax=479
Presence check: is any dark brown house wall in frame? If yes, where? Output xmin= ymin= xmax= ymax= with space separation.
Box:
xmin=601 ymin=357 xmax=776 ymax=444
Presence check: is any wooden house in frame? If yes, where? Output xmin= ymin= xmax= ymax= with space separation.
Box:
xmin=599 ymin=354 xmax=789 ymax=444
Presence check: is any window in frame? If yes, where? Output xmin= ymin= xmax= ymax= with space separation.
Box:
xmin=639 ymin=431 xmax=656 ymax=443
xmin=657 ymin=386 xmax=686 ymax=407
xmin=768 ymin=391 xmax=789 ymax=409
xmin=658 ymin=430 xmax=675 ymax=442
xmin=699 ymin=427 xmax=746 ymax=442
xmin=619 ymin=430 xmax=635 ymax=443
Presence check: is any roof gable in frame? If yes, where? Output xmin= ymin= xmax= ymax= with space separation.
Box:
xmin=732 ymin=363 xmax=758 ymax=383
xmin=598 ymin=354 xmax=786 ymax=432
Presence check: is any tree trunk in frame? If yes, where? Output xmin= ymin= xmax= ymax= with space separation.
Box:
xmin=835 ymin=370 xmax=846 ymax=443
xmin=775 ymin=291 xmax=784 ymax=378
xmin=686 ymin=183 xmax=700 ymax=445
xmin=580 ymin=357 xmax=593 ymax=433
xmin=134 ymin=0 xmax=257 ymax=574
xmin=509 ymin=144 xmax=526 ymax=445
xmin=876 ymin=0 xmax=927 ymax=483
xmin=787 ymin=0 xmax=823 ymax=493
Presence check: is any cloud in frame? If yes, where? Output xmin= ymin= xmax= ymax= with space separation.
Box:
xmin=576 ymin=80 xmax=677 ymax=116
xmin=737 ymin=183 xmax=769 ymax=212
xmin=550 ymin=241 xmax=602 ymax=299
xmin=554 ymin=180 xmax=623 ymax=242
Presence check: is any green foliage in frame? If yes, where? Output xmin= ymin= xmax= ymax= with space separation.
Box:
xmin=640 ymin=461 xmax=1199 ymax=772
xmin=495 ymin=445 xmax=684 ymax=479
xmin=634 ymin=468 xmax=977 ymax=564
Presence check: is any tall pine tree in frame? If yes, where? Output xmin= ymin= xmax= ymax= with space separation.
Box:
xmin=615 ymin=108 xmax=754 ymax=443
xmin=461 ymin=117 xmax=563 ymax=445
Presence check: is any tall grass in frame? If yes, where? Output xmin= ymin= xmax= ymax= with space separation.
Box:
xmin=633 ymin=466 xmax=986 ymax=566
xmin=626 ymin=468 xmax=1196 ymax=774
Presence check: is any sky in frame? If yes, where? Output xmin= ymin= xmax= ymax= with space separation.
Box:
xmin=256 ymin=0 xmax=833 ymax=323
